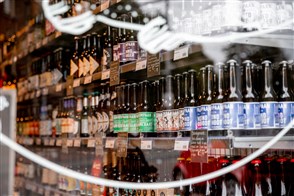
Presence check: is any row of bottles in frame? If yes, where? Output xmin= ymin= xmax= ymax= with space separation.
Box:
xmin=15 ymin=148 xmax=294 ymax=196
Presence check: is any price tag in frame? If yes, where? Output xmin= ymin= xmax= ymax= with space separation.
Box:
xmin=84 ymin=75 xmax=92 ymax=84
xmin=74 ymin=139 xmax=81 ymax=147
xmin=30 ymin=92 xmax=35 ymax=99
xmin=36 ymin=138 xmax=42 ymax=145
xmin=116 ymin=132 xmax=128 ymax=157
xmin=141 ymin=140 xmax=152 ymax=150
xmin=49 ymin=139 xmax=55 ymax=146
xmin=135 ymin=59 xmax=147 ymax=71
xmin=173 ymin=45 xmax=189 ymax=61
xmin=42 ymin=37 xmax=48 ymax=46
xmin=190 ymin=130 xmax=208 ymax=163
xmin=36 ymin=90 xmax=41 ymax=98
xmin=110 ymin=61 xmax=120 ymax=86
xmin=42 ymin=88 xmax=48 ymax=96
xmin=174 ymin=140 xmax=189 ymax=151
xmin=55 ymin=84 xmax=62 ymax=92
xmin=147 ymin=53 xmax=160 ymax=78
xmin=88 ymin=139 xmax=96 ymax=148
xmin=101 ymin=69 xmax=110 ymax=80
xmin=67 ymin=139 xmax=73 ymax=147
xmin=56 ymin=139 xmax=62 ymax=146
xmin=44 ymin=139 xmax=50 ymax=146
xmin=73 ymin=78 xmax=80 ymax=87
xmin=28 ymin=138 xmax=34 ymax=145
xmin=105 ymin=138 xmax=115 ymax=148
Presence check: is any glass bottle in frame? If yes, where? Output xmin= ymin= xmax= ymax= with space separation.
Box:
xmin=137 ymin=80 xmax=155 ymax=136
xmin=75 ymin=96 xmax=82 ymax=136
xmin=89 ymin=33 xmax=100 ymax=75
xmin=129 ymin=83 xmax=138 ymax=135
xmin=91 ymin=93 xmax=98 ymax=135
xmin=122 ymin=84 xmax=130 ymax=133
xmin=174 ymin=74 xmax=183 ymax=133
xmin=223 ymin=60 xmax=244 ymax=129
xmin=125 ymin=15 xmax=139 ymax=62
xmin=180 ymin=72 xmax=188 ymax=131
xmin=156 ymin=77 xmax=165 ymax=133
xmin=119 ymin=15 xmax=128 ymax=65
xmin=242 ymin=60 xmax=261 ymax=129
xmin=71 ymin=36 xmax=80 ymax=78
xmin=184 ymin=69 xmax=198 ymax=131
xmin=197 ymin=67 xmax=207 ymax=129
xmin=81 ymin=94 xmax=90 ymax=137
xmin=202 ymin=65 xmax=213 ymax=130
xmin=102 ymin=83 xmax=111 ymax=134
xmin=104 ymin=26 xmax=113 ymax=70
xmin=211 ymin=63 xmax=225 ymax=130
xmin=260 ymin=60 xmax=279 ymax=129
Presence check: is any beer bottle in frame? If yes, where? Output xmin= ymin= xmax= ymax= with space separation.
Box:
xmin=202 ymin=65 xmax=213 ymax=130
xmin=184 ymin=69 xmax=198 ymax=131
xmin=104 ymin=26 xmax=113 ymax=70
xmin=82 ymin=35 xmax=90 ymax=77
xmin=223 ymin=60 xmax=244 ymax=129
xmin=96 ymin=88 xmax=103 ymax=133
xmin=197 ymin=67 xmax=207 ymax=129
xmin=119 ymin=15 xmax=128 ymax=65
xmin=96 ymin=34 xmax=104 ymax=72
xmin=75 ymin=96 xmax=82 ymax=136
xmin=120 ymin=84 xmax=128 ymax=132
xmin=122 ymin=84 xmax=130 ymax=133
xmin=89 ymin=33 xmax=100 ymax=75
xmin=260 ymin=60 xmax=279 ymax=129
xmin=125 ymin=15 xmax=139 ymax=62
xmin=211 ymin=63 xmax=225 ymax=130
xmin=156 ymin=77 xmax=165 ymax=133
xmin=174 ymin=74 xmax=183 ymax=132
xmin=56 ymin=100 xmax=63 ymax=137
xmin=113 ymin=28 xmax=119 ymax=62
xmin=278 ymin=61 xmax=294 ymax=128
xmin=80 ymin=93 xmax=90 ymax=137
xmin=102 ymin=83 xmax=111 ymax=134
xmin=137 ymin=80 xmax=155 ymax=136
xmin=162 ymin=75 xmax=176 ymax=132
xmin=242 ymin=60 xmax=261 ymax=129
xmin=113 ymin=86 xmax=122 ymax=133
xmin=129 ymin=83 xmax=138 ymax=135
xmin=177 ymin=72 xmax=188 ymax=131
xmin=71 ymin=37 xmax=80 ymax=78
xmin=91 ymin=93 xmax=99 ymax=135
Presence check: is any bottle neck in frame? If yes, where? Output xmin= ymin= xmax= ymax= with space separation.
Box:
xmin=165 ymin=76 xmax=174 ymax=103
xmin=75 ymin=39 xmax=79 ymax=52
xmin=183 ymin=74 xmax=188 ymax=99
xmin=207 ymin=67 xmax=213 ymax=101
xmin=218 ymin=67 xmax=225 ymax=96
xmin=175 ymin=76 xmax=181 ymax=101
xmin=245 ymin=65 xmax=254 ymax=96
xmin=130 ymin=85 xmax=137 ymax=109
xmin=264 ymin=65 xmax=274 ymax=95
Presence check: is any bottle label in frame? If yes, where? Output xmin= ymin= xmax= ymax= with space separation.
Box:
xmin=129 ymin=113 xmax=137 ymax=133
xmin=114 ymin=114 xmax=122 ymax=132
xmin=278 ymin=102 xmax=293 ymax=127
xmin=121 ymin=113 xmax=129 ymax=132
xmin=260 ymin=102 xmax=279 ymax=128
xmin=223 ymin=102 xmax=245 ymax=129
xmin=261 ymin=3 xmax=277 ymax=29
xmin=97 ymin=112 xmax=103 ymax=132
xmin=70 ymin=60 xmax=78 ymax=76
xmin=211 ymin=103 xmax=224 ymax=130
xmin=242 ymin=1 xmax=260 ymax=24
xmin=156 ymin=111 xmax=164 ymax=131
xmin=162 ymin=110 xmax=173 ymax=131
xmin=172 ymin=109 xmax=180 ymax=131
xmin=244 ymin=102 xmax=261 ymax=129
xmin=201 ymin=105 xmax=211 ymax=130
xmin=138 ymin=112 xmax=155 ymax=133
xmin=89 ymin=56 xmax=99 ymax=75
xmin=73 ymin=120 xmax=79 ymax=135
xmin=109 ymin=111 xmax=114 ymax=132
xmin=113 ymin=44 xmax=119 ymax=61
xmin=196 ymin=106 xmax=202 ymax=129
xmin=178 ymin=108 xmax=185 ymax=130
xmin=102 ymin=112 xmax=109 ymax=132
xmin=104 ymin=48 xmax=112 ymax=69
xmin=67 ymin=118 xmax=75 ymax=133
xmin=81 ymin=118 xmax=89 ymax=134
xmin=125 ymin=41 xmax=139 ymax=61
xmin=78 ymin=59 xmax=84 ymax=77
xmin=119 ymin=42 xmax=127 ymax=63
xmin=184 ymin=107 xmax=197 ymax=130
xmin=83 ymin=57 xmax=90 ymax=76
xmin=292 ymin=103 xmax=294 ymax=127
xmin=92 ymin=116 xmax=98 ymax=134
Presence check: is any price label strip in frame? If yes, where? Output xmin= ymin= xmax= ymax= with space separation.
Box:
xmin=49 ymin=139 xmax=55 ymax=146
xmin=56 ymin=139 xmax=62 ymax=146
xmin=87 ymin=139 xmax=96 ymax=148
xmin=35 ymin=138 xmax=42 ymax=146
xmin=101 ymin=69 xmax=110 ymax=80
xmin=110 ymin=61 xmax=120 ymax=86
xmin=84 ymin=75 xmax=92 ymax=84
xmin=73 ymin=78 xmax=80 ymax=87
xmin=135 ymin=59 xmax=147 ymax=71
xmin=141 ymin=140 xmax=152 ymax=150
xmin=116 ymin=132 xmax=128 ymax=157
xmin=43 ymin=138 xmax=50 ymax=146
xmin=174 ymin=140 xmax=189 ymax=151
xmin=67 ymin=139 xmax=74 ymax=147
xmin=55 ymin=84 xmax=62 ymax=92
xmin=173 ymin=45 xmax=189 ymax=61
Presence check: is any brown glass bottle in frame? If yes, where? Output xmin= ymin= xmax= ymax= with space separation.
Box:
xmin=129 ymin=83 xmax=138 ymax=135
xmin=71 ymin=37 xmax=80 ymax=78
xmin=80 ymin=93 xmax=90 ymax=137
xmin=137 ymin=80 xmax=155 ymax=136
xmin=125 ymin=15 xmax=139 ymax=62
xmin=156 ymin=77 xmax=165 ymax=133
xmin=103 ymin=26 xmax=113 ymax=70
xmin=201 ymin=65 xmax=213 ymax=130
xmin=89 ymin=33 xmax=100 ymax=75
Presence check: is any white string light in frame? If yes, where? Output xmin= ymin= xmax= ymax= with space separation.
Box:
xmin=1 ymin=119 xmax=293 ymax=190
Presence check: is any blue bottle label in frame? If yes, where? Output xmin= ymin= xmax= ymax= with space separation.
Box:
xmin=211 ymin=103 xmax=224 ymax=130
xmin=244 ymin=102 xmax=261 ymax=129
xmin=291 ymin=103 xmax=294 ymax=127
xmin=184 ymin=107 xmax=197 ymax=130
xmin=196 ymin=106 xmax=202 ymax=129
xmin=201 ymin=105 xmax=211 ymax=130
xmin=278 ymin=102 xmax=293 ymax=127
xmin=260 ymin=102 xmax=279 ymax=128
xmin=223 ymin=102 xmax=244 ymax=129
